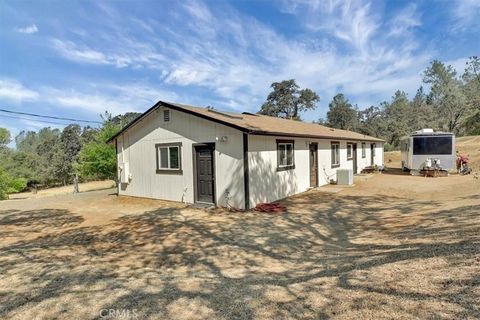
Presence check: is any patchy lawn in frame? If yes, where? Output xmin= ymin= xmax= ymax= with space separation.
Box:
xmin=0 ymin=172 xmax=479 ymax=319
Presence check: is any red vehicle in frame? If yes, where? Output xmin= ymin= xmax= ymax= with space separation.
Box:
xmin=456 ymin=154 xmax=471 ymax=175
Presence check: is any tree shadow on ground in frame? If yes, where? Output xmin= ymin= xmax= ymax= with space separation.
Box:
xmin=0 ymin=190 xmax=479 ymax=319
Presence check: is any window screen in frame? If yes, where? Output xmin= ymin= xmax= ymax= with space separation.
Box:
xmin=277 ymin=140 xmax=294 ymax=170
xmin=413 ymin=136 xmax=452 ymax=155
xmin=347 ymin=144 xmax=353 ymax=159
xmin=156 ymin=143 xmax=182 ymax=173
xmin=331 ymin=143 xmax=340 ymax=167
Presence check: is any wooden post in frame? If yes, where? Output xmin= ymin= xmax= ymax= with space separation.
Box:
xmin=73 ymin=175 xmax=79 ymax=194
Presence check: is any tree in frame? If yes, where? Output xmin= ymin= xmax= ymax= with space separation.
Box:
xmin=51 ymin=124 xmax=82 ymax=185
xmin=383 ymin=91 xmax=411 ymax=147
xmin=259 ymin=79 xmax=320 ymax=120
xmin=358 ymin=105 xmax=387 ymax=138
xmin=463 ymin=56 xmax=480 ymax=135
xmin=408 ymin=86 xmax=434 ymax=132
xmin=0 ymin=167 xmax=27 ymax=200
xmin=0 ymin=128 xmax=10 ymax=146
xmin=423 ymin=60 xmax=470 ymax=133
xmin=76 ymin=114 xmax=120 ymax=181
xmin=325 ymin=94 xmax=359 ymax=130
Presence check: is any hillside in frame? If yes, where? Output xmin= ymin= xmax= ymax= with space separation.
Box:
xmin=384 ymin=135 xmax=480 ymax=171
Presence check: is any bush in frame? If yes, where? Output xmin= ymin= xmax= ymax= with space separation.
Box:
xmin=0 ymin=167 xmax=27 ymax=200
xmin=383 ymin=143 xmax=396 ymax=152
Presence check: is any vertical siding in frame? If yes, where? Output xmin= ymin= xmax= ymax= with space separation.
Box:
xmin=116 ymin=106 xmax=245 ymax=209
xmin=247 ymin=136 xmax=384 ymax=208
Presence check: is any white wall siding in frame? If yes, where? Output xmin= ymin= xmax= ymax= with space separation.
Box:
xmin=115 ymin=107 xmax=384 ymax=209
xmin=248 ymin=136 xmax=310 ymax=207
xmin=116 ymin=106 xmax=245 ymax=209
xmin=247 ymin=136 xmax=384 ymax=208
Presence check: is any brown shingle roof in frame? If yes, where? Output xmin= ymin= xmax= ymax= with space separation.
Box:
xmin=108 ymin=100 xmax=384 ymax=143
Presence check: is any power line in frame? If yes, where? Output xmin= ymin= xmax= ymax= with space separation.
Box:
xmin=0 ymin=114 xmax=87 ymax=126
xmin=0 ymin=108 xmax=102 ymax=124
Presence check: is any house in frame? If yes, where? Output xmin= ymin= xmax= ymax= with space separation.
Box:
xmin=108 ymin=101 xmax=384 ymax=209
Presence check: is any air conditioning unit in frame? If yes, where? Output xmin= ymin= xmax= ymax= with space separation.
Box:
xmin=337 ymin=169 xmax=353 ymax=185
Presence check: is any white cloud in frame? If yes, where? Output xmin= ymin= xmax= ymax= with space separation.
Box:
xmin=0 ymin=79 xmax=39 ymax=102
xmin=388 ymin=3 xmax=421 ymax=37
xmin=16 ymin=24 xmax=38 ymax=34
xmin=46 ymin=0 xmax=433 ymax=115
xmin=453 ymin=0 xmax=480 ymax=29
xmin=50 ymin=37 xmax=165 ymax=69
xmin=50 ymin=39 xmax=110 ymax=65
xmin=41 ymin=82 xmax=179 ymax=115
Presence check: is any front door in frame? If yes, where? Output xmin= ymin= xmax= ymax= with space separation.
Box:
xmin=195 ymin=146 xmax=215 ymax=204
xmin=309 ymin=143 xmax=318 ymax=187
xmin=352 ymin=144 xmax=358 ymax=174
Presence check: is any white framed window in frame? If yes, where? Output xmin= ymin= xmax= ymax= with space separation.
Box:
xmin=372 ymin=143 xmax=376 ymax=157
xmin=347 ymin=143 xmax=353 ymax=160
xmin=277 ymin=140 xmax=295 ymax=171
xmin=156 ymin=142 xmax=182 ymax=174
xmin=331 ymin=142 xmax=340 ymax=167
xmin=362 ymin=142 xmax=366 ymax=158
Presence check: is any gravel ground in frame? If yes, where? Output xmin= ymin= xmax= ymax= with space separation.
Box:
xmin=0 ymin=171 xmax=479 ymax=319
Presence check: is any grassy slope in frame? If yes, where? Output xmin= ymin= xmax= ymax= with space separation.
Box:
xmin=384 ymin=135 xmax=480 ymax=171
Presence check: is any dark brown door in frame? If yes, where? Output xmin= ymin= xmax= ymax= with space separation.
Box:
xmin=352 ymin=144 xmax=357 ymax=174
xmin=195 ymin=146 xmax=215 ymax=204
xmin=309 ymin=143 xmax=318 ymax=187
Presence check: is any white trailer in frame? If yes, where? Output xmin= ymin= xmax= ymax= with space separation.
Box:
xmin=400 ymin=129 xmax=456 ymax=171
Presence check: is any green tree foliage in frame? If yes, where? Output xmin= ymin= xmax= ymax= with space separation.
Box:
xmin=0 ymin=128 xmax=10 ymax=146
xmin=0 ymin=110 xmax=131 ymax=197
xmin=0 ymin=166 xmax=27 ymax=200
xmin=76 ymin=115 xmax=120 ymax=181
xmin=325 ymin=94 xmax=359 ymax=130
xmin=51 ymin=124 xmax=82 ymax=185
xmin=463 ymin=56 xmax=480 ymax=135
xmin=383 ymin=91 xmax=411 ymax=147
xmin=423 ymin=60 xmax=470 ymax=133
xmin=259 ymin=79 xmax=320 ymax=120
xmin=358 ymin=106 xmax=387 ymax=138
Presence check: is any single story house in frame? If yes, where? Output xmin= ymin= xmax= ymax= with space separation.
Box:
xmin=108 ymin=101 xmax=384 ymax=209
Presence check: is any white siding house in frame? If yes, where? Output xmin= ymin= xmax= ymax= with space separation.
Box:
xmin=109 ymin=101 xmax=384 ymax=210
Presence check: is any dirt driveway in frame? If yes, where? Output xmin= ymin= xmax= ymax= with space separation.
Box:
xmin=0 ymin=171 xmax=479 ymax=319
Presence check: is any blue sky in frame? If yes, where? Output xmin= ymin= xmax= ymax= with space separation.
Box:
xmin=0 ymin=0 xmax=479 ymax=137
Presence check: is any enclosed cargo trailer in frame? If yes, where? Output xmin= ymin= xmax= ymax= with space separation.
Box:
xmin=400 ymin=129 xmax=456 ymax=171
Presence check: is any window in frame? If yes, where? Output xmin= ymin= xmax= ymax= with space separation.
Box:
xmin=156 ymin=142 xmax=182 ymax=174
xmin=413 ymin=136 xmax=452 ymax=155
xmin=372 ymin=143 xmax=376 ymax=156
xmin=347 ymin=143 xmax=353 ymax=160
xmin=362 ymin=142 xmax=366 ymax=158
xmin=277 ymin=140 xmax=295 ymax=171
xmin=331 ymin=142 xmax=340 ymax=167
xmin=163 ymin=109 xmax=171 ymax=122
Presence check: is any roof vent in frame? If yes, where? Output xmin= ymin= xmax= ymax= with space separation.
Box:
xmin=207 ymin=108 xmax=243 ymax=119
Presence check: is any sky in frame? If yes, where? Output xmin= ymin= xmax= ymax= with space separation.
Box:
xmin=0 ymin=0 xmax=479 ymax=138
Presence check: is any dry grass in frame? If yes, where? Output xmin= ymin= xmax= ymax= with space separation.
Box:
xmin=8 ymin=180 xmax=116 ymax=200
xmin=0 ymin=173 xmax=479 ymax=319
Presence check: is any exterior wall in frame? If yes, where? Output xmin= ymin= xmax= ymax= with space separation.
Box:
xmin=248 ymin=136 xmax=384 ymax=208
xmin=116 ymin=106 xmax=245 ymax=209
